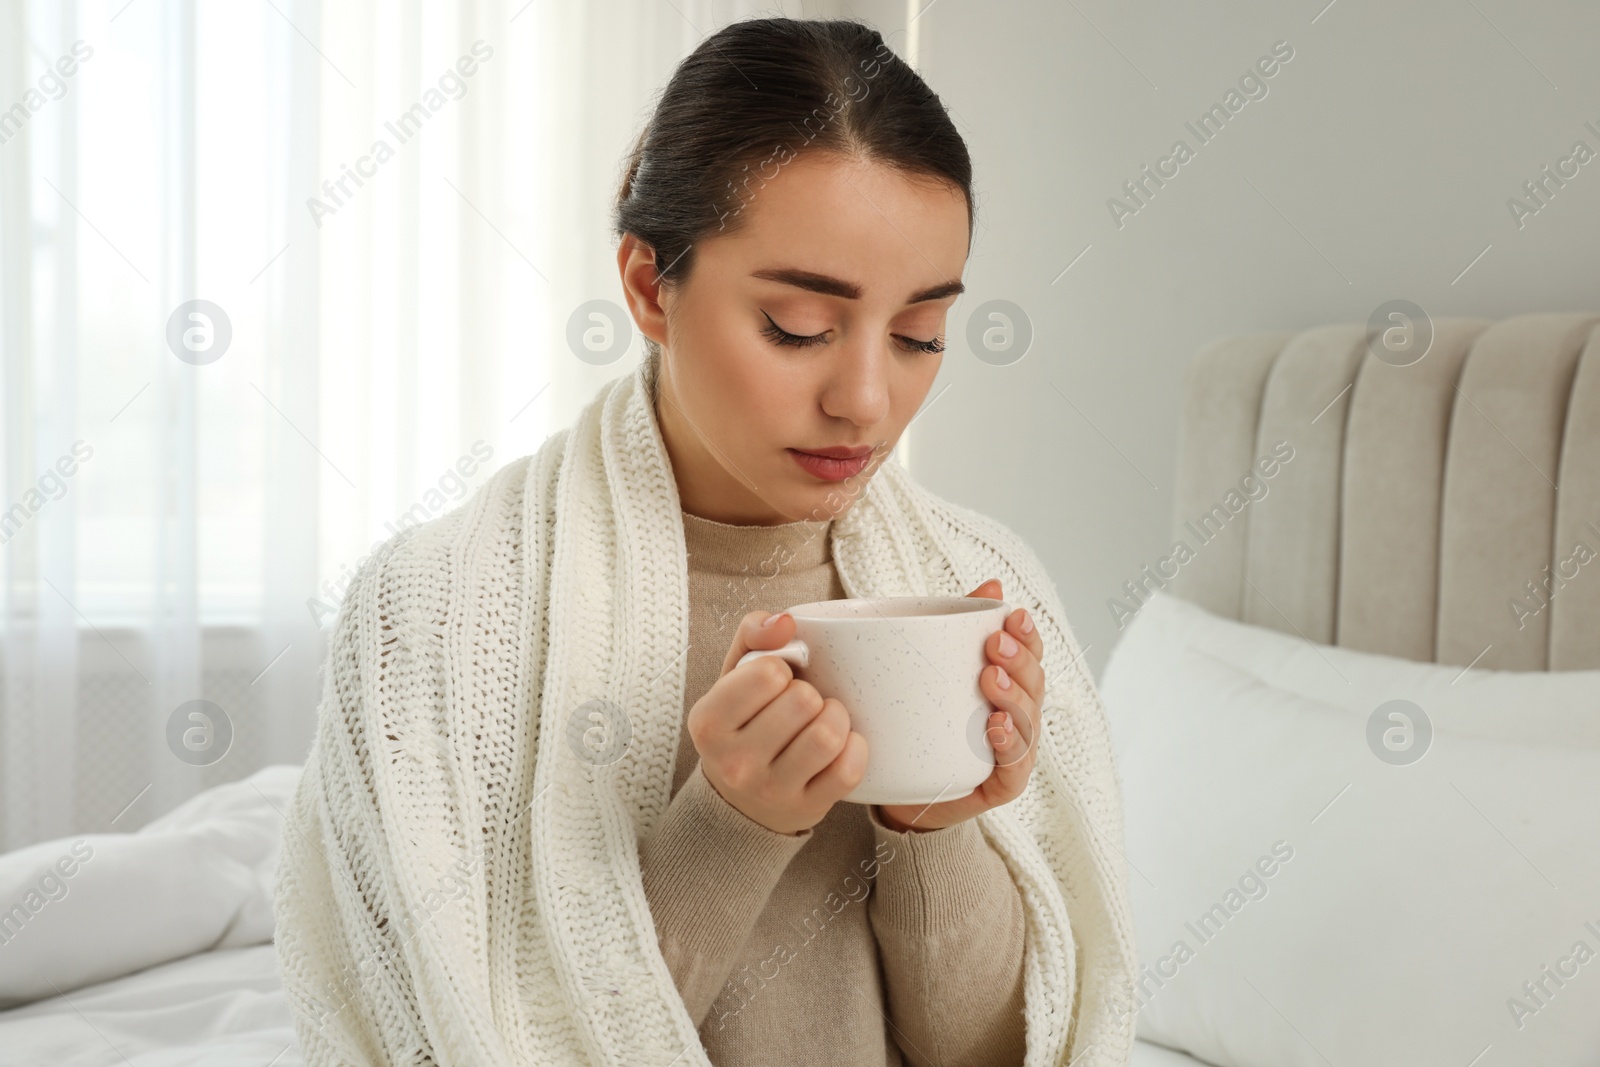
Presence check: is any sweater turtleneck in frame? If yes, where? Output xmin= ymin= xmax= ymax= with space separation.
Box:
xmin=681 ymin=508 xmax=835 ymax=578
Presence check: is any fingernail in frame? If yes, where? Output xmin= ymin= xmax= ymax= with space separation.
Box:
xmin=998 ymin=632 xmax=1019 ymax=658
xmin=1019 ymin=611 xmax=1034 ymax=634
xmin=995 ymin=665 xmax=1012 ymax=690
xmin=761 ymin=612 xmax=788 ymax=628
xmin=1004 ymin=713 xmax=1015 ymax=734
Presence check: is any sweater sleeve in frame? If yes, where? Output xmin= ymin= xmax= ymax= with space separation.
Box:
xmin=865 ymin=806 xmax=1028 ymax=1067
xmin=638 ymin=760 xmax=812 ymax=1027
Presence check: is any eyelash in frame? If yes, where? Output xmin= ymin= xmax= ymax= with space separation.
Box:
xmin=760 ymin=313 xmax=945 ymax=355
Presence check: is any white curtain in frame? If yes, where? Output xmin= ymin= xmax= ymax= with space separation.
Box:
xmin=0 ymin=0 xmax=880 ymax=852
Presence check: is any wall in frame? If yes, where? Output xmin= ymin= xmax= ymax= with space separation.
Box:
xmin=905 ymin=0 xmax=1600 ymax=677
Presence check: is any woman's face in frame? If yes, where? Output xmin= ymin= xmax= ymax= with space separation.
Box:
xmin=618 ymin=150 xmax=970 ymax=525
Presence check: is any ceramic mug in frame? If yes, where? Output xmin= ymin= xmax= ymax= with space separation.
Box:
xmin=735 ymin=595 xmax=1011 ymax=805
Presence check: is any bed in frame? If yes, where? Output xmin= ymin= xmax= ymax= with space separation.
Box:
xmin=1099 ymin=310 xmax=1600 ymax=1066
xmin=7 ymin=311 xmax=1597 ymax=1065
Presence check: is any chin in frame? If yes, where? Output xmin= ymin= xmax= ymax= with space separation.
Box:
xmin=799 ymin=477 xmax=875 ymax=522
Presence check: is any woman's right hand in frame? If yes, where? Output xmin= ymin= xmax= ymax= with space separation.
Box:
xmin=685 ymin=610 xmax=868 ymax=836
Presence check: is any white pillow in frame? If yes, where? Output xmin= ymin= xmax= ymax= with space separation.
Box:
xmin=0 ymin=764 xmax=300 ymax=1008
xmin=1100 ymin=626 xmax=1600 ymax=1067
xmin=1131 ymin=1039 xmax=1211 ymax=1066
xmin=1121 ymin=590 xmax=1600 ymax=748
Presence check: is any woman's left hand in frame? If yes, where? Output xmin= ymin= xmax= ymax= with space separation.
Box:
xmin=874 ymin=578 xmax=1043 ymax=834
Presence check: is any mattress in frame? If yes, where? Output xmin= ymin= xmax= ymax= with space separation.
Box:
xmin=0 ymin=939 xmax=1212 ymax=1066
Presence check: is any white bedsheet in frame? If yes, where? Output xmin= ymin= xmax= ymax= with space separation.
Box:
xmin=0 ymin=943 xmax=301 ymax=1067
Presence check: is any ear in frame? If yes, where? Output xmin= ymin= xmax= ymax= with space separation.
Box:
xmin=616 ymin=234 xmax=669 ymax=349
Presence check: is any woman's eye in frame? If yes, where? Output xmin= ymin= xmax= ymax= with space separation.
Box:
xmin=760 ymin=321 xmax=827 ymax=348
xmin=760 ymin=312 xmax=827 ymax=348
xmin=895 ymin=334 xmax=945 ymax=355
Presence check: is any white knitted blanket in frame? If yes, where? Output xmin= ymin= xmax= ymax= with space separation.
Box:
xmin=273 ymin=352 xmax=1138 ymax=1066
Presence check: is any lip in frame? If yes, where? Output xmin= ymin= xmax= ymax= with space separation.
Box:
xmin=793 ymin=445 xmax=875 ymax=460
xmin=788 ymin=446 xmax=876 ymax=482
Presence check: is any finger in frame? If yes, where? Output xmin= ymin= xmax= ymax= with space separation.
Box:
xmin=967 ymin=578 xmax=1003 ymax=600
xmin=721 ymin=609 xmax=795 ymax=677
xmin=1007 ymin=605 xmax=1045 ymax=663
xmin=770 ymin=696 xmax=857 ymax=790
xmin=697 ymin=654 xmax=796 ymax=739
xmin=742 ymin=677 xmax=829 ymax=763
xmin=982 ymin=663 xmax=1038 ymax=770
xmin=985 ymin=705 xmax=1034 ymax=787
xmin=802 ymin=727 xmax=869 ymax=804
xmin=987 ymin=626 xmax=1045 ymax=713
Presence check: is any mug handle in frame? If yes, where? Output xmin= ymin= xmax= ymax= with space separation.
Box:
xmin=736 ymin=638 xmax=810 ymax=670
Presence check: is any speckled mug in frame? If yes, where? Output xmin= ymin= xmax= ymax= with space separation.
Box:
xmin=735 ymin=595 xmax=1011 ymax=805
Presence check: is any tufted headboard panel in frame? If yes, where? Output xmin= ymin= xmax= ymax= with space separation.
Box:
xmin=1168 ymin=312 xmax=1600 ymax=671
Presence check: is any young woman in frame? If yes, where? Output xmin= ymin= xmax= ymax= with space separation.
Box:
xmin=275 ymin=18 xmax=1137 ymax=1067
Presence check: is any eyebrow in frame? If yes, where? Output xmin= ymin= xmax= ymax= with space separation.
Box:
xmin=750 ymin=267 xmax=965 ymax=305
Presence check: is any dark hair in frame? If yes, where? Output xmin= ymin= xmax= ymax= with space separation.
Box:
xmin=614 ymin=18 xmax=974 ymax=358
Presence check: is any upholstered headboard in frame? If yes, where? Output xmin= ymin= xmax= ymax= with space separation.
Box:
xmin=1168 ymin=312 xmax=1600 ymax=671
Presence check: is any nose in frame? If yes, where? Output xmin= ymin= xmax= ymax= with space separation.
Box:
xmin=819 ymin=336 xmax=892 ymax=428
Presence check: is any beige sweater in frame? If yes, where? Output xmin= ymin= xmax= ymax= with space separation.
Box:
xmin=637 ymin=509 xmax=1028 ymax=1067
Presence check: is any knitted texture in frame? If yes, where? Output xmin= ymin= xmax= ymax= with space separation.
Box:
xmin=272 ymin=351 xmax=1139 ymax=1066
